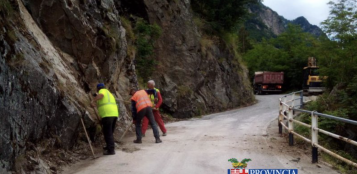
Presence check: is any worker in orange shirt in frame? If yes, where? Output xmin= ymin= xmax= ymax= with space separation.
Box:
xmin=130 ymin=88 xmax=162 ymax=143
xmin=142 ymin=80 xmax=167 ymax=137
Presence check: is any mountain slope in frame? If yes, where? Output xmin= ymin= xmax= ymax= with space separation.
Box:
xmin=246 ymin=3 xmax=325 ymax=40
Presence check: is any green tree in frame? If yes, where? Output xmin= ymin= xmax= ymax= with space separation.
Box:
xmin=238 ymin=26 xmax=253 ymax=53
xmin=244 ymin=24 xmax=319 ymax=90
xmin=134 ymin=19 xmax=162 ymax=82
xmin=320 ymin=0 xmax=357 ymax=87
xmin=191 ymin=0 xmax=260 ymax=33
xmin=316 ymin=0 xmax=357 ymax=123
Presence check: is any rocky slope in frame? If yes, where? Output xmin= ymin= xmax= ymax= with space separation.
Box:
xmin=141 ymin=0 xmax=254 ymax=118
xmin=0 ymin=0 xmax=254 ymax=172
xmin=246 ymin=3 xmax=325 ymax=40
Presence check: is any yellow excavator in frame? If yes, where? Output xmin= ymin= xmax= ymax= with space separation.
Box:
xmin=303 ymin=57 xmax=326 ymax=95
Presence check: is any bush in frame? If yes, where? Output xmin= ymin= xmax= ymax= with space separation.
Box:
xmin=191 ymin=0 xmax=260 ymax=33
xmin=120 ymin=16 xmax=135 ymax=40
xmin=133 ymin=18 xmax=162 ymax=82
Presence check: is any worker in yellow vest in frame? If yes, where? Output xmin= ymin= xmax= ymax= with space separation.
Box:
xmin=91 ymin=83 xmax=118 ymax=155
xmin=130 ymin=88 xmax=162 ymax=144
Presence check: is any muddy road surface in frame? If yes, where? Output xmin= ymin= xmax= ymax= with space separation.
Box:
xmin=62 ymin=95 xmax=338 ymax=174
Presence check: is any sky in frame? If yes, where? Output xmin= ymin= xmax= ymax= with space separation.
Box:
xmin=262 ymin=0 xmax=331 ymax=26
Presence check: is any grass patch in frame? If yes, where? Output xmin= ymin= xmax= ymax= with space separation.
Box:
xmin=321 ymin=152 xmax=357 ymax=174
xmin=193 ymin=16 xmax=205 ymax=30
xmin=177 ymin=85 xmax=193 ymax=97
xmin=7 ymin=29 xmax=17 ymax=42
xmin=194 ymin=101 xmax=206 ymax=117
xmin=0 ymin=0 xmax=14 ymax=17
xmin=221 ymin=31 xmax=240 ymax=59
xmin=126 ymin=44 xmax=136 ymax=60
xmin=120 ymin=16 xmax=135 ymax=40
xmin=200 ymin=36 xmax=214 ymax=56
xmin=8 ymin=53 xmax=25 ymax=68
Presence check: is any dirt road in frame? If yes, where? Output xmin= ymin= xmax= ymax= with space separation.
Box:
xmin=63 ymin=95 xmax=338 ymax=174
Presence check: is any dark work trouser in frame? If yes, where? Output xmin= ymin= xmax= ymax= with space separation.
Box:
xmin=135 ymin=107 xmax=160 ymax=140
xmin=102 ymin=117 xmax=118 ymax=152
xmin=142 ymin=110 xmax=167 ymax=134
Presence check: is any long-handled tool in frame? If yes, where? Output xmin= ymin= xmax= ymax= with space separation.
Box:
xmin=119 ymin=122 xmax=134 ymax=142
xmin=80 ymin=117 xmax=96 ymax=159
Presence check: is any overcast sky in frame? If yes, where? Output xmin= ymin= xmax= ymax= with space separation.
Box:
xmin=262 ymin=0 xmax=331 ymax=26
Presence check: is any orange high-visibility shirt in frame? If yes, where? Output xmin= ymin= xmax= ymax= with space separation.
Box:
xmin=131 ymin=90 xmax=153 ymax=112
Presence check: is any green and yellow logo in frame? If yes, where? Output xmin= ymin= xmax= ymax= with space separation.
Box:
xmin=228 ymin=158 xmax=252 ymax=169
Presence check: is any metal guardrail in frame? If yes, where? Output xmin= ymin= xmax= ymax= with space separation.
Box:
xmin=278 ymin=91 xmax=357 ymax=168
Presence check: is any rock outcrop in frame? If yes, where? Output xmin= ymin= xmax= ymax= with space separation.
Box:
xmin=1 ymin=0 xmax=135 ymax=172
xmin=0 ymin=0 xmax=254 ymax=172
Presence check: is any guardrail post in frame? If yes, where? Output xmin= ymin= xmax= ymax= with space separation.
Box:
xmin=300 ymin=91 xmax=304 ymax=108
xmin=311 ymin=111 xmax=318 ymax=163
xmin=291 ymin=93 xmax=295 ymax=108
xmin=288 ymin=107 xmax=294 ymax=146
xmin=279 ymin=100 xmax=283 ymax=134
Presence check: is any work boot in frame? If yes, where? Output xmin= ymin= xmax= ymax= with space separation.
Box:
xmin=103 ymin=150 xmax=115 ymax=155
xmin=162 ymin=132 xmax=167 ymax=136
xmin=133 ymin=139 xmax=142 ymax=144
xmin=155 ymin=138 xmax=162 ymax=143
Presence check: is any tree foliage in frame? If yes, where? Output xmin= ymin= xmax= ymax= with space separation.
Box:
xmin=244 ymin=24 xmax=319 ymax=90
xmin=316 ymin=0 xmax=357 ymax=121
xmin=134 ymin=19 xmax=162 ymax=82
xmin=319 ymin=0 xmax=357 ymax=88
xmin=191 ymin=0 xmax=260 ymax=33
xmin=292 ymin=1 xmax=357 ymax=165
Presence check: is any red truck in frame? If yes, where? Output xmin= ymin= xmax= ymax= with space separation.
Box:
xmin=253 ymin=71 xmax=284 ymax=94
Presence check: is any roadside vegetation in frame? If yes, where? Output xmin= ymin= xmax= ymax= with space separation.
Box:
xmin=245 ymin=0 xmax=357 ymax=172
xmin=243 ymin=24 xmax=319 ymax=90
xmin=120 ymin=16 xmax=162 ymax=85
xmin=134 ymin=19 xmax=162 ymax=83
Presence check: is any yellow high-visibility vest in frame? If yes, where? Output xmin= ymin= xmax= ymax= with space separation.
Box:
xmin=97 ymin=89 xmax=119 ymax=118
xmin=149 ymin=88 xmax=160 ymax=106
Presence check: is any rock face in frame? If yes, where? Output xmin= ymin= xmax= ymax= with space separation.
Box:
xmin=254 ymin=6 xmax=287 ymax=35
xmin=1 ymin=0 xmax=135 ymax=172
xmin=142 ymin=0 xmax=254 ymax=118
xmin=0 ymin=0 xmax=254 ymax=172
xmin=247 ymin=3 xmax=325 ymax=39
